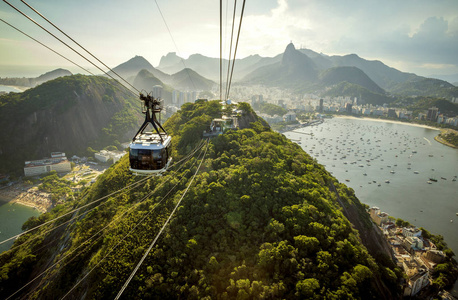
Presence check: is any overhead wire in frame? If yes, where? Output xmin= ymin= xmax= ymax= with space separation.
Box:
xmin=220 ymin=0 xmax=223 ymax=101
xmin=6 ymin=142 xmax=206 ymax=300
xmin=0 ymin=139 xmax=206 ymax=256
xmin=18 ymin=0 xmax=141 ymax=96
xmin=62 ymin=141 xmax=208 ymax=299
xmin=2 ymin=0 xmax=139 ymax=97
xmin=226 ymin=0 xmax=246 ymax=100
xmin=224 ymin=0 xmax=238 ymax=101
xmin=0 ymin=173 xmax=153 ymax=249
xmin=153 ymin=0 xmax=197 ymax=91
xmin=0 ymin=18 xmax=95 ymax=76
xmin=2 ymin=0 xmax=246 ymax=296
xmin=114 ymin=139 xmax=209 ymax=299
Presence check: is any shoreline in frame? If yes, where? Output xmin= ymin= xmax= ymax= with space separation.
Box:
xmin=0 ymin=85 xmax=29 ymax=92
xmin=0 ymin=185 xmax=51 ymax=213
xmin=334 ymin=115 xmax=440 ymax=131
xmin=434 ymin=129 xmax=458 ymax=149
xmin=334 ymin=115 xmax=458 ymax=150
xmin=9 ymin=200 xmax=47 ymax=213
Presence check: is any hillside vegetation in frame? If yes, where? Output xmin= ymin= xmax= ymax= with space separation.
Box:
xmin=0 ymin=75 xmax=141 ymax=174
xmin=0 ymin=101 xmax=402 ymax=299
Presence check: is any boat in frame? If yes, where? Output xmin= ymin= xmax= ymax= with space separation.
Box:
xmin=427 ymin=180 xmax=432 ymax=184
xmin=385 ymin=180 xmax=390 ymax=183
xmin=414 ymin=171 xmax=419 ymax=174
xmin=429 ymin=178 xmax=438 ymax=182
xmin=441 ymin=177 xmax=447 ymax=180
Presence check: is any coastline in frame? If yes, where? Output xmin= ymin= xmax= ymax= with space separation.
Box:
xmin=9 ymin=200 xmax=47 ymax=213
xmin=334 ymin=115 xmax=458 ymax=150
xmin=0 ymin=185 xmax=50 ymax=213
xmin=435 ymin=129 xmax=458 ymax=149
xmin=334 ymin=115 xmax=440 ymax=131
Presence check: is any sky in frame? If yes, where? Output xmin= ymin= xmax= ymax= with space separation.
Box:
xmin=0 ymin=0 xmax=457 ymax=78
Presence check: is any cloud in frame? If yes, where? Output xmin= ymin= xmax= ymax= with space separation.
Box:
xmin=251 ymin=0 xmax=458 ymax=74
xmin=342 ymin=16 xmax=458 ymax=67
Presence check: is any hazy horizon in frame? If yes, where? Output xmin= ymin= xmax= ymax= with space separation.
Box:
xmin=1 ymin=0 xmax=457 ymax=79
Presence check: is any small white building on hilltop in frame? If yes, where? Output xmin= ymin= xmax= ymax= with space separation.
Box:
xmin=24 ymin=152 xmax=71 ymax=177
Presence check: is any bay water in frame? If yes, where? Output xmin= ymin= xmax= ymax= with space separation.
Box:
xmin=0 ymin=202 xmax=40 ymax=253
xmin=286 ymin=116 xmax=458 ymax=294
xmin=0 ymin=85 xmax=23 ymax=93
xmin=285 ymin=117 xmax=458 ymax=252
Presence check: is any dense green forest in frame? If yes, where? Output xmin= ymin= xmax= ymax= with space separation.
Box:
xmin=0 ymin=101 xmax=403 ymax=299
xmin=0 ymin=75 xmax=141 ymax=174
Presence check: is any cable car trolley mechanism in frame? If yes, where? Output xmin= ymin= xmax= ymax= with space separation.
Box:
xmin=129 ymin=93 xmax=172 ymax=175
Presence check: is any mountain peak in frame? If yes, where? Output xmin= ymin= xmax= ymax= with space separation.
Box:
xmin=281 ymin=42 xmax=316 ymax=70
xmin=285 ymin=42 xmax=296 ymax=52
xmin=158 ymin=52 xmax=182 ymax=69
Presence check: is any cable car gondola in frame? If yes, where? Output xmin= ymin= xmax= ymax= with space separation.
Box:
xmin=129 ymin=93 xmax=172 ymax=175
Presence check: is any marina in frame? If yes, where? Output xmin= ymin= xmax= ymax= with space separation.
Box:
xmin=284 ymin=116 xmax=458 ymax=255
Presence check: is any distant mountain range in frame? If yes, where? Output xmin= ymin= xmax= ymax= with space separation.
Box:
xmin=0 ymin=68 xmax=72 ymax=87
xmin=2 ymin=43 xmax=457 ymax=104
xmin=109 ymin=56 xmax=216 ymax=92
xmin=155 ymin=43 xmax=458 ymax=103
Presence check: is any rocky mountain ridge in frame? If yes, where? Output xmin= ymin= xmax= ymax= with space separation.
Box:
xmin=0 ymin=74 xmax=141 ymax=173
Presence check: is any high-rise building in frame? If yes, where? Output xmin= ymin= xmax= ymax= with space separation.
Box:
xmin=426 ymin=106 xmax=438 ymax=121
xmin=152 ymin=85 xmax=163 ymax=99
xmin=179 ymin=92 xmax=185 ymax=106
xmin=172 ymin=90 xmax=178 ymax=105
xmin=345 ymin=103 xmax=353 ymax=114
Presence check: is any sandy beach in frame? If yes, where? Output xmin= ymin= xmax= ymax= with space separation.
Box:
xmin=334 ymin=115 xmax=440 ymax=131
xmin=0 ymin=185 xmax=51 ymax=213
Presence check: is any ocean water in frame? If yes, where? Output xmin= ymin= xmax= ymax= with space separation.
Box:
xmin=0 ymin=85 xmax=23 ymax=93
xmin=0 ymin=202 xmax=40 ymax=253
xmin=286 ymin=117 xmax=458 ymax=295
xmin=284 ymin=117 xmax=458 ymax=252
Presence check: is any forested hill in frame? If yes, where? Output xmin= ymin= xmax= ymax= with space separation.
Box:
xmin=0 ymin=101 xmax=402 ymax=299
xmin=0 ymin=74 xmax=141 ymax=173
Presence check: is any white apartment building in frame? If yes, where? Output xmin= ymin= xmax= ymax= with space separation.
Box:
xmin=24 ymin=152 xmax=71 ymax=176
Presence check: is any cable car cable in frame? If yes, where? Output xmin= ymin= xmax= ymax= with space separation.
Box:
xmin=0 ymin=18 xmax=95 ymax=76
xmin=62 ymin=142 xmax=208 ymax=299
xmin=220 ymin=0 xmax=223 ymax=101
xmin=0 ymin=138 xmax=205 ymax=256
xmin=2 ymin=0 xmax=139 ymax=97
xmin=226 ymin=0 xmax=246 ymax=100
xmin=7 ymin=151 xmax=196 ymax=300
xmin=3 ymin=140 xmax=206 ymax=298
xmin=0 ymin=17 xmax=136 ymax=100
xmin=153 ymin=0 xmax=197 ymax=91
xmin=0 ymin=174 xmax=152 ymax=248
xmin=224 ymin=0 xmax=237 ymax=101
xmin=115 ymin=139 xmax=209 ymax=299
xmin=19 ymin=0 xmax=141 ymax=95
